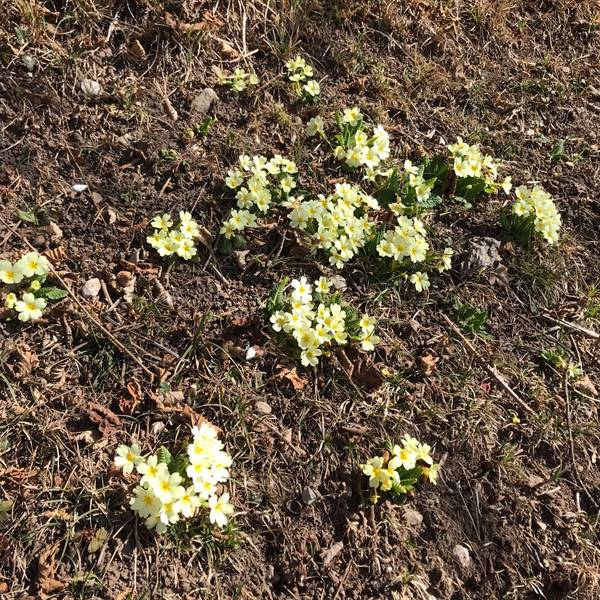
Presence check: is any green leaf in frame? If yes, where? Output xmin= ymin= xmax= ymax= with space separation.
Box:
xmin=17 ymin=209 xmax=38 ymax=225
xmin=0 ymin=499 xmax=13 ymax=522
xmin=157 ymin=446 xmax=172 ymax=466
xmin=422 ymin=154 xmax=450 ymax=196
xmin=231 ymin=235 xmax=246 ymax=250
xmin=38 ymin=287 xmax=68 ymax=300
xmin=170 ymin=453 xmax=190 ymax=479
xmin=266 ymin=277 xmax=289 ymax=315
xmin=194 ymin=116 xmax=216 ymax=136
xmin=217 ymin=237 xmax=233 ymax=255
xmin=455 ymin=176 xmax=487 ymax=206
xmin=87 ymin=527 xmax=108 ymax=554
xmin=374 ymin=168 xmax=402 ymax=207
xmin=417 ymin=193 xmax=442 ymax=209
xmin=14 ymin=27 xmax=28 ymax=46
xmin=550 ymin=139 xmax=567 ymax=161
xmin=391 ymin=467 xmax=423 ymax=496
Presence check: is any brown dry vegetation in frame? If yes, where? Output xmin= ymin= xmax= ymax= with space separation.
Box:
xmin=1 ymin=1 xmax=600 ymax=599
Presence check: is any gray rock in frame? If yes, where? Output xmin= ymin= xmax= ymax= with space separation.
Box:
xmin=81 ymin=278 xmax=101 ymax=299
xmin=301 ymin=486 xmax=318 ymax=505
xmin=190 ymin=87 xmax=219 ymax=119
xmin=452 ymin=544 xmax=471 ymax=569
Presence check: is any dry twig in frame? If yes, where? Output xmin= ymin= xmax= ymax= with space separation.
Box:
xmin=442 ymin=313 xmax=535 ymax=415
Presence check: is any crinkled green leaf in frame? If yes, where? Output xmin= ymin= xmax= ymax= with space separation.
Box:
xmin=17 ymin=209 xmax=38 ymax=225
xmin=157 ymin=446 xmax=172 ymax=466
xmin=38 ymin=287 xmax=68 ymax=300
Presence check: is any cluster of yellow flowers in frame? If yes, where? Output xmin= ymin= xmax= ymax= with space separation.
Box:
xmin=115 ymin=423 xmax=234 ymax=534
xmin=448 ymin=137 xmax=512 ymax=194
xmin=269 ymin=276 xmax=379 ymax=366
xmin=220 ymin=154 xmax=298 ymax=239
xmin=217 ymin=67 xmax=258 ymax=92
xmin=333 ymin=107 xmax=391 ymax=180
xmin=287 ymin=183 xmax=378 ymax=269
xmin=397 ymin=159 xmax=436 ymax=206
xmin=361 ymin=435 xmax=440 ymax=501
xmin=376 ymin=214 xmax=453 ymax=291
xmin=285 ymin=55 xmax=320 ymax=98
xmin=146 ymin=212 xmax=200 ymax=260
xmin=512 ymin=185 xmax=561 ymax=244
xmin=1 ymin=251 xmax=52 ymax=321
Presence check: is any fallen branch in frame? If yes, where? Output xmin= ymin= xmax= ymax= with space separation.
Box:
xmin=542 ymin=313 xmax=599 ymax=340
xmin=442 ymin=313 xmax=535 ymax=415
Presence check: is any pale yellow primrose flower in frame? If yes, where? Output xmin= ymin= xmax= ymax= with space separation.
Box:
xmin=0 ymin=260 xmax=24 ymax=284
xmin=114 ymin=443 xmax=142 ymax=474
xmin=4 ymin=292 xmax=17 ymax=308
xmin=151 ymin=213 xmax=173 ymax=230
xmin=359 ymin=329 xmax=380 ymax=352
xmin=359 ymin=314 xmax=376 ymax=331
xmin=303 ymin=80 xmax=320 ymax=97
xmin=390 ymin=444 xmax=417 ymax=470
xmin=14 ymin=292 xmax=46 ymax=322
xmin=17 ymin=252 xmax=50 ymax=278
xmin=173 ymin=485 xmax=202 ymax=518
xmin=409 ymin=272 xmax=430 ymax=293
xmin=130 ymin=485 xmax=162 ymax=518
xmin=137 ymin=455 xmax=162 ymax=488
xmin=314 ymin=276 xmax=331 ymax=294
xmin=29 ymin=279 xmax=41 ymax=291
xmin=341 ymin=106 xmax=362 ymax=125
xmin=306 ymin=116 xmax=325 ymax=137
xmin=154 ymin=470 xmax=183 ymax=504
xmin=361 ymin=456 xmax=386 ymax=489
xmin=422 ymin=463 xmax=440 ymax=484
xmin=208 ymin=492 xmax=234 ymax=528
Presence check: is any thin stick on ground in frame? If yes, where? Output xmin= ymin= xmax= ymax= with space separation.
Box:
xmin=564 ymin=373 xmax=599 ymax=510
xmin=0 ymin=215 xmax=155 ymax=380
xmin=542 ymin=313 xmax=599 ymax=340
xmin=441 ymin=313 xmax=535 ymax=415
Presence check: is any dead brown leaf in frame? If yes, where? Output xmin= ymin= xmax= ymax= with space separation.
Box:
xmin=150 ymin=390 xmax=220 ymax=431
xmin=42 ymin=509 xmax=72 ymax=522
xmin=354 ymin=360 xmax=384 ymax=390
xmin=275 ymin=366 xmax=307 ymax=391
xmin=574 ymin=375 xmax=598 ymax=397
xmin=335 ymin=347 xmax=354 ymax=379
xmin=196 ymin=225 xmax=214 ymax=248
xmin=419 ymin=352 xmax=439 ymax=376
xmin=38 ymin=542 xmax=68 ymax=594
xmin=86 ymin=403 xmax=121 ymax=436
xmin=163 ymin=10 xmax=222 ymax=34
xmin=4 ymin=345 xmax=39 ymax=379
xmin=0 ymin=467 xmax=40 ymax=480
xmin=119 ymin=259 xmax=159 ymax=275
xmin=335 ymin=347 xmax=383 ymax=390
xmin=219 ymin=40 xmax=239 ymax=59
xmin=127 ymin=39 xmax=146 ymax=61
xmin=119 ymin=380 xmax=143 ymax=415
